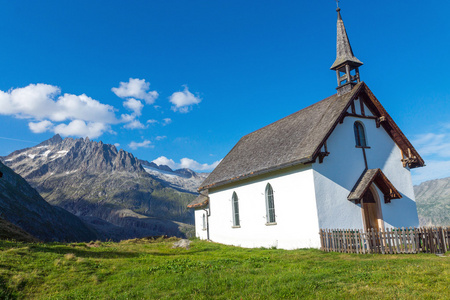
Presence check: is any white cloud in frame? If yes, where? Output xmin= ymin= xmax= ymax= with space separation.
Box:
xmin=411 ymin=160 xmax=450 ymax=185
xmin=412 ymin=132 xmax=450 ymax=158
xmin=114 ymin=143 xmax=120 ymax=148
xmin=120 ymin=113 xmax=147 ymax=130
xmin=0 ymin=84 xmax=116 ymax=123
xmin=162 ymin=118 xmax=172 ymax=125
xmin=29 ymin=120 xmax=53 ymax=133
xmin=147 ymin=119 xmax=158 ymax=124
xmin=169 ymin=86 xmax=201 ymax=113
xmin=123 ymin=98 xmax=144 ymax=116
xmin=54 ymin=93 xmax=117 ymax=123
xmin=411 ymin=124 xmax=450 ymax=184
xmin=0 ymin=84 xmax=118 ymax=139
xmin=120 ymin=114 xmax=136 ymax=123
xmin=53 ymin=120 xmax=110 ymax=139
xmin=129 ymin=140 xmax=152 ymax=150
xmin=155 ymin=136 xmax=166 ymax=141
xmin=112 ymin=78 xmax=159 ymax=104
xmin=124 ymin=119 xmax=147 ymax=129
xmin=152 ymin=156 xmax=220 ymax=171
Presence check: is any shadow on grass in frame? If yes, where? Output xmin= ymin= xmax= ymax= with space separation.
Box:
xmin=25 ymin=244 xmax=139 ymax=259
xmin=0 ymin=240 xmax=217 ymax=260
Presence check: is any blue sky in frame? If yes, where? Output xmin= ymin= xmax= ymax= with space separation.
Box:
xmin=0 ymin=1 xmax=449 ymax=184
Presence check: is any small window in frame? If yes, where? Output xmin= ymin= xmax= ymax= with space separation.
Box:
xmin=354 ymin=121 xmax=367 ymax=147
xmin=202 ymin=213 xmax=207 ymax=230
xmin=265 ymin=183 xmax=276 ymax=224
xmin=232 ymin=192 xmax=240 ymax=227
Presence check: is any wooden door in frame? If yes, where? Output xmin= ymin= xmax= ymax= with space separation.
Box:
xmin=362 ymin=189 xmax=382 ymax=231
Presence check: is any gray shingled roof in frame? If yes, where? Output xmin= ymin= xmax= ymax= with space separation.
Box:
xmin=199 ymin=83 xmax=363 ymax=190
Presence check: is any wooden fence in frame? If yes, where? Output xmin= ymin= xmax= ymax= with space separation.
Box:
xmin=320 ymin=227 xmax=450 ymax=254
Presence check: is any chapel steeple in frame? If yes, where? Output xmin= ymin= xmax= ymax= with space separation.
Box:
xmin=330 ymin=7 xmax=363 ymax=95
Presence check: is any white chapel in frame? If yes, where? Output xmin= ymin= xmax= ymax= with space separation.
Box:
xmin=188 ymin=7 xmax=424 ymax=250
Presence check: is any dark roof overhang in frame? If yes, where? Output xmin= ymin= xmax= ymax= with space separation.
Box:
xmin=187 ymin=191 xmax=209 ymax=209
xmin=348 ymin=168 xmax=402 ymax=204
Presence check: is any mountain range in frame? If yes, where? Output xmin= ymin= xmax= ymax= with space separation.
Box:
xmin=1 ymin=134 xmax=448 ymax=243
xmin=1 ymin=135 xmax=206 ymax=241
xmin=0 ymin=160 xmax=96 ymax=242
xmin=414 ymin=176 xmax=450 ymax=227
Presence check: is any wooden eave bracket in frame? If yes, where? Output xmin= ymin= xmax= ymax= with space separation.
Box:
xmin=383 ymin=188 xmax=400 ymax=204
xmin=376 ymin=116 xmax=386 ymax=128
xmin=401 ymin=148 xmax=420 ymax=168
xmin=353 ymin=198 xmax=362 ymax=205
xmin=318 ymin=151 xmax=330 ymax=164
xmin=401 ymin=157 xmax=419 ymax=168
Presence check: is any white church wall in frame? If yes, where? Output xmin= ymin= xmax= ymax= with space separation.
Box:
xmin=313 ymin=115 xmax=419 ymax=230
xmin=206 ymin=165 xmax=320 ymax=250
xmin=194 ymin=209 xmax=209 ymax=240
xmin=313 ymin=116 xmax=367 ymax=230
xmin=363 ymin=118 xmax=419 ymax=228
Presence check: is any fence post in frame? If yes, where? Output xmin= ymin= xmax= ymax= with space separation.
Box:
xmin=370 ymin=228 xmax=376 ymax=253
xmin=442 ymin=227 xmax=448 ymax=253
xmin=361 ymin=229 xmax=367 ymax=254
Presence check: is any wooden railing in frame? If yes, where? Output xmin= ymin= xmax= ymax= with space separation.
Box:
xmin=319 ymin=227 xmax=450 ymax=254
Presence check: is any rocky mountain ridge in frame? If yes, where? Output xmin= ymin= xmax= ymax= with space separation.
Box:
xmin=0 ymin=161 xmax=97 ymax=242
xmin=139 ymin=159 xmax=208 ymax=194
xmin=1 ymin=135 xmax=199 ymax=240
xmin=414 ymin=176 xmax=450 ymax=226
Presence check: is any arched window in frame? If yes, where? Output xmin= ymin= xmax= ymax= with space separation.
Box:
xmin=202 ymin=213 xmax=207 ymax=230
xmin=354 ymin=121 xmax=367 ymax=147
xmin=265 ymin=183 xmax=276 ymax=224
xmin=232 ymin=192 xmax=240 ymax=227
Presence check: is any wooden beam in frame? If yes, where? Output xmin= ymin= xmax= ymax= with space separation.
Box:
xmin=360 ymin=98 xmax=365 ymax=116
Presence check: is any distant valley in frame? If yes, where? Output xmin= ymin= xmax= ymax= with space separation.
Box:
xmin=1 ymin=135 xmax=208 ymax=241
xmin=1 ymin=134 xmax=448 ymax=243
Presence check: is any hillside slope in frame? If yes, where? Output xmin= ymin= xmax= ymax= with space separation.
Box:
xmin=414 ymin=176 xmax=450 ymax=226
xmin=2 ymin=135 xmax=196 ymax=240
xmin=0 ymin=161 xmax=97 ymax=242
xmin=0 ymin=216 xmax=39 ymax=243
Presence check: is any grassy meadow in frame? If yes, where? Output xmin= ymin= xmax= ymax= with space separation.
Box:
xmin=0 ymin=238 xmax=449 ymax=299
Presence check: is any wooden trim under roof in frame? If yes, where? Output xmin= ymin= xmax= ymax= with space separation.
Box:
xmin=358 ymin=84 xmax=424 ymax=168
xmin=348 ymin=168 xmax=402 ymax=204
xmin=313 ymin=83 xmax=425 ymax=169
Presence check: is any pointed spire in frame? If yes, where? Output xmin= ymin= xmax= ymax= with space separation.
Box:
xmin=331 ymin=8 xmax=363 ymax=70
xmin=331 ymin=7 xmax=363 ymax=95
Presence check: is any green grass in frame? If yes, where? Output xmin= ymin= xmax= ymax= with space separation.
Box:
xmin=0 ymin=238 xmax=449 ymax=299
